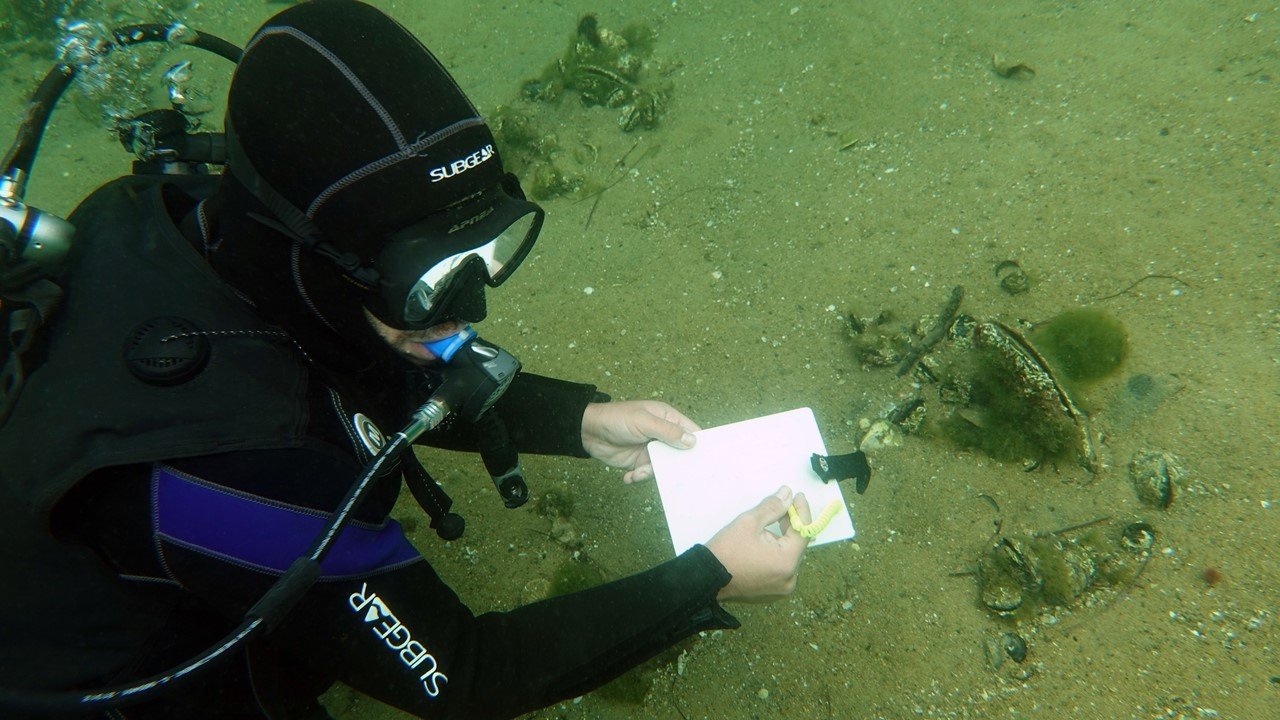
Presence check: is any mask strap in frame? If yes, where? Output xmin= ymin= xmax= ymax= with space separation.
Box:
xmin=227 ymin=123 xmax=381 ymax=290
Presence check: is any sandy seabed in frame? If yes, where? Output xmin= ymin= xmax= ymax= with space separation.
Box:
xmin=4 ymin=1 xmax=1275 ymax=718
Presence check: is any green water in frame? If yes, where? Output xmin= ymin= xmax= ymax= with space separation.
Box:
xmin=4 ymin=1 xmax=1277 ymax=718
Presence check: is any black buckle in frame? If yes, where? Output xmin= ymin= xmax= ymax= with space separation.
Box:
xmin=811 ymin=451 xmax=872 ymax=494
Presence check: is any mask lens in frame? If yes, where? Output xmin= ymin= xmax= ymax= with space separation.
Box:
xmin=478 ymin=212 xmax=536 ymax=284
xmin=404 ymin=280 xmax=437 ymax=324
xmin=399 ymin=210 xmax=539 ymax=325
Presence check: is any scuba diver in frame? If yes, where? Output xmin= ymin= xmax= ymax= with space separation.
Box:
xmin=0 ymin=1 xmax=814 ymax=718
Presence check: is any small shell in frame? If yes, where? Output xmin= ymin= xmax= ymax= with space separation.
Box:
xmin=1038 ymin=536 xmax=1098 ymax=605
xmin=549 ymin=516 xmax=581 ymax=549
xmin=977 ymin=537 xmax=1042 ymax=614
xmin=995 ymin=260 xmax=1030 ymax=295
xmin=1001 ymin=632 xmax=1028 ymax=663
xmin=520 ymin=577 xmax=551 ymax=604
xmin=1130 ymin=451 xmax=1183 ymax=509
xmin=1120 ymin=521 xmax=1156 ymax=551
xmin=977 ymin=544 xmax=1023 ymax=613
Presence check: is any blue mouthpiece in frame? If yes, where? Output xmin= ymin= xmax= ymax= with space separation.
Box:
xmin=420 ymin=326 xmax=476 ymax=363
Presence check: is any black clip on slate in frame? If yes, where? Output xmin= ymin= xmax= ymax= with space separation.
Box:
xmin=810 ymin=451 xmax=872 ymax=494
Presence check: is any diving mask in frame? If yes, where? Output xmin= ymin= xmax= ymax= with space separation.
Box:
xmin=368 ymin=179 xmax=542 ymax=330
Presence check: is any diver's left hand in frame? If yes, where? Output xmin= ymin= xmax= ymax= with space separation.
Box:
xmin=581 ymin=400 xmax=701 ymax=483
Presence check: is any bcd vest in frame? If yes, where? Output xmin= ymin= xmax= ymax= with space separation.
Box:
xmin=0 ymin=174 xmax=309 ymax=693
xmin=0 ymin=173 xmax=309 ymax=522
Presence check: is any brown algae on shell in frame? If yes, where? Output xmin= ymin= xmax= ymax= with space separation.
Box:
xmin=1036 ymin=535 xmax=1099 ymax=605
xmin=977 ymin=536 xmax=1042 ymax=615
xmin=525 ymin=14 xmax=670 ymax=132
xmin=976 ymin=521 xmax=1154 ymax=618
xmin=965 ymin=321 xmax=1098 ymax=473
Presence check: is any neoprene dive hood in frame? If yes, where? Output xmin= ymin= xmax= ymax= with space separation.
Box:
xmin=210 ymin=0 xmax=543 ymax=371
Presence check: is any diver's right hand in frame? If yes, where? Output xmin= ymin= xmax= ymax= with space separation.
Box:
xmin=705 ymin=486 xmax=811 ymax=603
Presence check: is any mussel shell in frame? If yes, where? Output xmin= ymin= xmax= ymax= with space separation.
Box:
xmin=1131 ymin=451 xmax=1182 ymax=509
xmin=999 ymin=537 xmax=1044 ymax=591
xmin=1121 ymin=521 xmax=1156 ymax=551
xmin=978 ymin=547 xmax=1022 ymax=612
xmin=995 ymin=260 xmax=1030 ymax=295
xmin=981 ymin=580 xmax=1024 ymax=613
xmin=978 ymin=537 xmax=1041 ymax=613
xmin=1038 ymin=536 xmax=1098 ymax=605
xmin=1001 ymin=632 xmax=1028 ymax=663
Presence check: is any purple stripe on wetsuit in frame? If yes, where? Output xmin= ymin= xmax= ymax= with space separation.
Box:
xmin=152 ymin=465 xmax=420 ymax=579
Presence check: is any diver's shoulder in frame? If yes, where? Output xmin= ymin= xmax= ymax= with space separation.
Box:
xmin=68 ymin=173 xmax=219 ymax=218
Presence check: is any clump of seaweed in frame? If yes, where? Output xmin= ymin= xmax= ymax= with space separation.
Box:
xmin=1030 ymin=307 xmax=1128 ymax=384
xmin=488 ymin=104 xmax=583 ymax=201
xmin=976 ymin=519 xmax=1154 ymax=621
xmin=523 ymin=14 xmax=669 ymax=132
xmin=488 ymin=14 xmax=669 ymax=203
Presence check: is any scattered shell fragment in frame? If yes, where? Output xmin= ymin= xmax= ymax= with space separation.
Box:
xmin=845 ymin=310 xmax=892 ymax=335
xmin=859 ymin=420 xmax=899 ymax=452
xmin=856 ymin=335 xmax=902 ymax=368
xmin=992 ymin=54 xmax=1036 ymax=80
xmin=845 ymin=310 xmax=903 ymax=368
xmin=1130 ymin=450 xmax=1183 ymax=509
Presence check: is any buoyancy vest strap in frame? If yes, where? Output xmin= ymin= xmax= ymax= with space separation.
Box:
xmin=0 ymin=277 xmax=62 ymax=425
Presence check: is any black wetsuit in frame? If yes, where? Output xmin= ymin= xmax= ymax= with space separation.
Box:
xmin=0 ymin=176 xmax=736 ymax=719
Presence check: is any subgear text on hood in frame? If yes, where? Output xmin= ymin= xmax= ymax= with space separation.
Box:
xmin=429 ymin=144 xmax=494 ymax=182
